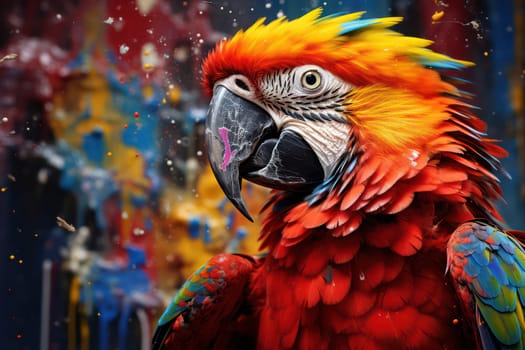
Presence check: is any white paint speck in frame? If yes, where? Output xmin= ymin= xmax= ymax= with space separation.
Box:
xmin=119 ymin=44 xmax=130 ymax=55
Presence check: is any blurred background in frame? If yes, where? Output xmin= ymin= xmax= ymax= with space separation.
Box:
xmin=0 ymin=0 xmax=523 ymax=349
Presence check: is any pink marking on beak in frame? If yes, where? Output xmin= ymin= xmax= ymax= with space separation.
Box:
xmin=218 ymin=127 xmax=238 ymax=171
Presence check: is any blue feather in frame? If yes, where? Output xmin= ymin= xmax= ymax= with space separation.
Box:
xmin=448 ymin=221 xmax=525 ymax=349
xmin=339 ymin=18 xmax=380 ymax=35
xmin=464 ymin=259 xmax=481 ymax=278
xmin=419 ymin=59 xmax=467 ymax=70
xmin=488 ymin=257 xmax=510 ymax=285
xmin=471 ymin=249 xmax=490 ymax=266
xmin=475 ymin=266 xmax=501 ymax=298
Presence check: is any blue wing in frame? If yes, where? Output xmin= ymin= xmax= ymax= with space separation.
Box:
xmin=447 ymin=221 xmax=525 ymax=349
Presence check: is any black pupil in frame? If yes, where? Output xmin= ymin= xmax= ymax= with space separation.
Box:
xmin=235 ymin=79 xmax=250 ymax=91
xmin=305 ymin=73 xmax=318 ymax=86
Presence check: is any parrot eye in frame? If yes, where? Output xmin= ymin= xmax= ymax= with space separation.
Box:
xmin=301 ymin=70 xmax=322 ymax=90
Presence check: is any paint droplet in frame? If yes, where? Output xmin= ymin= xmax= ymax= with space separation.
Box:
xmin=33 ymin=233 xmax=39 ymax=238
xmin=16 ymin=334 xmax=22 ymax=339
xmin=452 ymin=318 xmax=459 ymax=325
xmin=135 ymin=153 xmax=140 ymax=158
xmin=133 ymin=228 xmax=145 ymax=236
xmin=119 ymin=44 xmax=130 ymax=55
xmin=359 ymin=271 xmax=365 ymax=281
xmin=1 ymin=187 xmax=6 ymax=192
xmin=432 ymin=10 xmax=444 ymax=22
xmin=143 ymin=63 xmax=153 ymax=70
xmin=18 ymin=259 xmax=23 ymax=264
xmin=106 ymin=152 xmax=112 ymax=157
xmin=134 ymin=112 xmax=140 ymax=118
xmin=483 ymin=51 xmax=489 ymax=56
xmin=9 ymin=255 xmax=15 ymax=260
xmin=123 ymin=124 xmax=128 ymax=129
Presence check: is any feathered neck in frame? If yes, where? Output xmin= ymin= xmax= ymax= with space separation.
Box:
xmin=258 ymin=98 xmax=507 ymax=255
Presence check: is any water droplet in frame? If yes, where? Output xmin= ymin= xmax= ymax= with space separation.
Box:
xmin=359 ymin=271 xmax=365 ymax=281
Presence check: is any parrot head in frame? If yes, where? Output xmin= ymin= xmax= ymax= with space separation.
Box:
xmin=202 ymin=9 xmax=502 ymax=221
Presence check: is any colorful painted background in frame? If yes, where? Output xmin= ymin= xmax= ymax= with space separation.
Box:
xmin=0 ymin=1 xmax=523 ymax=349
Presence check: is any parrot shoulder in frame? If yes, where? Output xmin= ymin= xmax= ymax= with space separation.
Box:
xmin=447 ymin=221 xmax=525 ymax=349
xmin=152 ymin=253 xmax=264 ymax=350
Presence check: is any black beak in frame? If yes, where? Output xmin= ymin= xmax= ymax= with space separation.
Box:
xmin=205 ymin=86 xmax=324 ymax=221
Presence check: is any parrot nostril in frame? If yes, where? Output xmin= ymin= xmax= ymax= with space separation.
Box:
xmin=235 ymin=79 xmax=250 ymax=92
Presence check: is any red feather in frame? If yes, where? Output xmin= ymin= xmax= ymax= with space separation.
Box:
xmin=381 ymin=265 xmax=413 ymax=310
xmin=390 ymin=221 xmax=423 ymax=256
xmin=353 ymin=248 xmax=386 ymax=290
xmin=332 ymin=213 xmax=362 ymax=237
xmin=340 ymin=183 xmax=366 ymax=210
xmin=328 ymin=233 xmax=361 ymax=264
xmin=384 ymin=187 xmax=415 ymax=214
xmin=296 ymin=239 xmax=331 ymax=276
xmin=320 ymin=264 xmax=352 ymax=305
xmin=326 ymin=210 xmax=351 ymax=229
xmin=301 ymin=206 xmax=333 ymax=229
xmin=381 ymin=252 xmax=405 ymax=283
xmin=297 ymin=327 xmax=325 ymax=350
xmin=336 ymin=289 xmax=377 ymax=318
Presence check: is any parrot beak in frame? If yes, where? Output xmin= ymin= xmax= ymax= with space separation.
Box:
xmin=206 ymin=86 xmax=324 ymax=221
xmin=206 ymin=86 xmax=276 ymax=221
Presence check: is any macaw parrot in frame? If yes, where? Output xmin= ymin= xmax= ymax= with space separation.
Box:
xmin=152 ymin=9 xmax=525 ymax=350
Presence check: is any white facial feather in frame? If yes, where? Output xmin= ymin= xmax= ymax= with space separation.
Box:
xmin=260 ymin=65 xmax=353 ymax=179
xmin=215 ymin=65 xmax=353 ymax=180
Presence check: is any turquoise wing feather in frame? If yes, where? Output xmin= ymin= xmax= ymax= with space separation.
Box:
xmin=152 ymin=253 xmax=261 ymax=350
xmin=447 ymin=221 xmax=525 ymax=349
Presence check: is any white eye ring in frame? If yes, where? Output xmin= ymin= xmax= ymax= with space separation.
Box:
xmin=301 ymin=70 xmax=322 ymax=90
